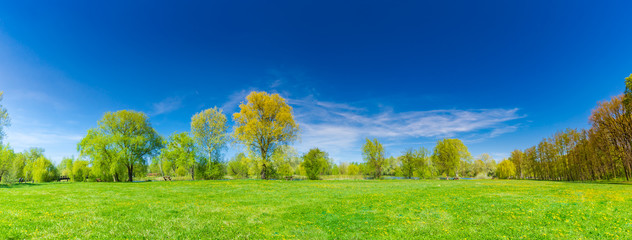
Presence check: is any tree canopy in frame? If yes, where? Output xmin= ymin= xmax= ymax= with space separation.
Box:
xmin=232 ymin=91 xmax=299 ymax=179
xmin=432 ymin=138 xmax=470 ymax=178
xmin=362 ymin=138 xmax=386 ymax=179
xmin=78 ymin=110 xmax=162 ymax=182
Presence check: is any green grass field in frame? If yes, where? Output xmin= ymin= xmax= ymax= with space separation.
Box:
xmin=1 ymin=180 xmax=631 ymax=239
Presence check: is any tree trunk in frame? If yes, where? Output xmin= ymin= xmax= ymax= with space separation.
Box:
xmin=261 ymin=163 xmax=267 ymax=180
xmin=191 ymin=166 xmax=195 ymax=181
xmin=127 ymin=165 xmax=134 ymax=182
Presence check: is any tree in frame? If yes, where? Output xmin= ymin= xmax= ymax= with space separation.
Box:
xmin=497 ymin=159 xmax=516 ymax=179
xmin=78 ymin=110 xmax=162 ymax=182
xmin=227 ymin=153 xmax=250 ymax=178
xmin=160 ymin=132 xmax=197 ymax=180
xmin=301 ymin=148 xmax=329 ymax=180
xmin=72 ymin=160 xmax=90 ymax=182
xmin=0 ymin=143 xmax=15 ymax=182
xmin=432 ymin=138 xmax=470 ymax=178
xmin=191 ymin=107 xmax=229 ymax=179
xmin=80 ymin=129 xmax=128 ymax=182
xmin=509 ymin=150 xmax=525 ymax=179
xmin=400 ymin=147 xmax=430 ymax=179
xmin=32 ymin=156 xmax=58 ymax=182
xmin=479 ymin=153 xmax=497 ymax=177
xmin=271 ymin=145 xmax=300 ymax=178
xmin=624 ymin=74 xmax=632 ymax=114
xmin=347 ymin=163 xmax=361 ymax=175
xmin=233 ymin=91 xmax=300 ymax=179
xmin=362 ymin=138 xmax=386 ymax=179
xmin=0 ymin=92 xmax=9 ymax=142
xmin=59 ymin=157 xmax=74 ymax=177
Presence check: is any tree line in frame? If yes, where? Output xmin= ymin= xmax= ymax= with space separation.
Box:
xmin=9 ymin=74 xmax=630 ymax=184
xmin=500 ymin=74 xmax=632 ymax=181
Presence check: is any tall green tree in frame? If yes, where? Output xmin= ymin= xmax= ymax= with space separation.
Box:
xmin=78 ymin=110 xmax=162 ymax=182
xmin=78 ymin=129 xmax=125 ymax=181
xmin=497 ymin=159 xmax=516 ymax=179
xmin=362 ymin=138 xmax=386 ymax=179
xmin=191 ymin=107 xmax=229 ymax=179
xmin=160 ymin=132 xmax=197 ymax=180
xmin=233 ymin=91 xmax=300 ymax=179
xmin=0 ymin=143 xmax=15 ymax=182
xmin=509 ymin=150 xmax=525 ymax=179
xmin=72 ymin=160 xmax=91 ymax=182
xmin=400 ymin=147 xmax=429 ymax=179
xmin=58 ymin=157 xmax=74 ymax=177
xmin=432 ymin=138 xmax=470 ymax=178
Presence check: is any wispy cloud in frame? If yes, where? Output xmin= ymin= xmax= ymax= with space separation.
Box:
xmin=290 ymin=97 xmax=525 ymax=162
xmin=151 ymin=96 xmax=183 ymax=116
xmin=221 ymin=89 xmax=251 ymax=113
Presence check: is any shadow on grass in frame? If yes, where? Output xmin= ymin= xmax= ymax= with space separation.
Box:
xmin=521 ymin=179 xmax=632 ymax=186
xmin=0 ymin=183 xmax=43 ymax=189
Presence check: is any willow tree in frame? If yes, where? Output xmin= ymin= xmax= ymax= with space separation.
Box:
xmin=399 ymin=147 xmax=429 ymax=179
xmin=233 ymin=91 xmax=299 ymax=179
xmin=160 ymin=132 xmax=197 ymax=180
xmin=78 ymin=110 xmax=162 ymax=182
xmin=362 ymin=138 xmax=386 ymax=179
xmin=432 ymin=138 xmax=470 ymax=178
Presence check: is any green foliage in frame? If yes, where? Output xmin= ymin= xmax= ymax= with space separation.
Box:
xmin=271 ymin=145 xmax=301 ymax=177
xmin=0 ymin=143 xmax=15 ymax=182
xmin=71 ymin=160 xmax=90 ymax=182
xmin=232 ymin=91 xmax=299 ymax=179
xmin=58 ymin=157 xmax=74 ymax=177
xmin=191 ymin=107 xmax=228 ymax=168
xmin=78 ymin=110 xmax=162 ymax=182
xmin=227 ymin=153 xmax=249 ymax=178
xmin=347 ymin=163 xmax=361 ymax=175
xmin=301 ymin=148 xmax=329 ymax=180
xmin=496 ymin=159 xmax=516 ymax=179
xmin=362 ymin=138 xmax=385 ymax=179
xmin=399 ymin=147 xmax=430 ymax=179
xmin=160 ymin=132 xmax=197 ymax=179
xmin=31 ymin=156 xmax=58 ymax=182
xmin=432 ymin=138 xmax=471 ymax=178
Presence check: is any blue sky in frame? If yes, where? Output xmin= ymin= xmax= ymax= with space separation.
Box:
xmin=1 ymin=0 xmax=631 ymax=164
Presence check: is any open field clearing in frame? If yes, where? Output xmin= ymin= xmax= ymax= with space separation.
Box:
xmin=1 ymin=180 xmax=631 ymax=239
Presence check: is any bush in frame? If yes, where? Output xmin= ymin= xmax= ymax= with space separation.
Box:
xmin=301 ymin=148 xmax=329 ymax=180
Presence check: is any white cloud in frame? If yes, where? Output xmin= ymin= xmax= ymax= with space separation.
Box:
xmin=290 ymin=97 xmax=525 ymax=163
xmin=221 ymin=89 xmax=250 ymax=113
xmin=151 ymin=96 xmax=183 ymax=116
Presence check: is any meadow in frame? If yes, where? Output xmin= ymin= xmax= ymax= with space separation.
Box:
xmin=1 ymin=180 xmax=631 ymax=239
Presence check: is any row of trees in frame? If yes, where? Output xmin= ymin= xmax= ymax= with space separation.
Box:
xmin=502 ymin=74 xmax=632 ymax=181
xmin=1 ymin=89 xmax=506 ymax=182
xmin=0 ymin=91 xmax=300 ymax=182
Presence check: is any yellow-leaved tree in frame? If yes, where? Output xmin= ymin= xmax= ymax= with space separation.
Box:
xmin=232 ymin=91 xmax=299 ymax=179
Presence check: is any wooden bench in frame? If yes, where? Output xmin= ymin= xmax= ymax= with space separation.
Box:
xmin=284 ymin=176 xmax=293 ymax=181
xmin=163 ymin=176 xmax=172 ymax=181
xmin=58 ymin=176 xmax=70 ymax=182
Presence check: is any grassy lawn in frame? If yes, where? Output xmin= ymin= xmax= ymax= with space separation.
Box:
xmin=1 ymin=180 xmax=631 ymax=239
